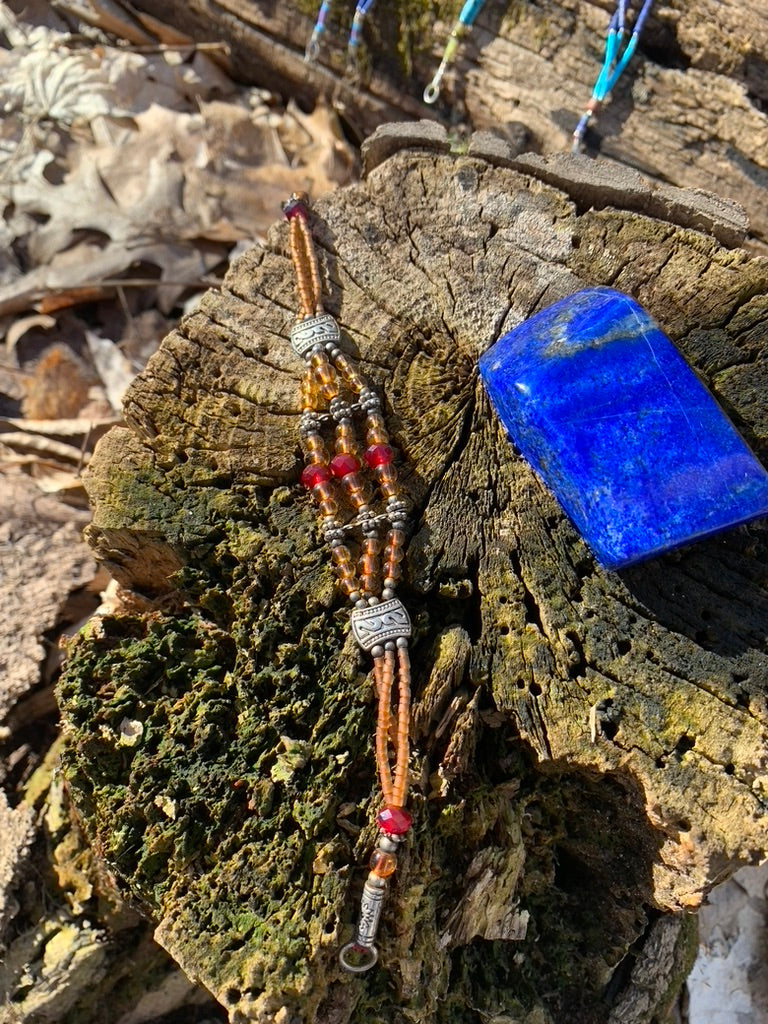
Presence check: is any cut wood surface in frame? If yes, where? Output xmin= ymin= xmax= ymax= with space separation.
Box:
xmin=128 ymin=0 xmax=768 ymax=253
xmin=58 ymin=127 xmax=768 ymax=1024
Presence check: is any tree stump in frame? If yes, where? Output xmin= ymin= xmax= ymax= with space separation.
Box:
xmin=58 ymin=127 xmax=768 ymax=1024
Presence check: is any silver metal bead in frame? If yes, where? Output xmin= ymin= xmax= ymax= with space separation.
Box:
xmin=368 ymin=596 xmax=379 ymax=606
xmin=378 ymin=836 xmax=398 ymax=854
xmin=359 ymin=387 xmax=381 ymax=412
xmin=381 ymin=588 xmax=394 ymax=601
xmin=350 ymin=598 xmax=412 ymax=651
xmin=384 ymin=577 xmax=398 ymax=590
xmin=385 ymin=640 xmax=396 ymax=651
xmin=348 ymin=590 xmax=361 ymax=603
xmin=371 ymin=644 xmax=385 ymax=658
xmin=396 ymin=637 xmax=409 ymax=649
xmin=365 ymin=873 xmax=387 ymax=890
xmin=329 ymin=396 xmax=354 ymax=422
xmin=290 ymin=312 xmax=341 ymax=357
xmin=299 ymin=411 xmax=321 ymax=436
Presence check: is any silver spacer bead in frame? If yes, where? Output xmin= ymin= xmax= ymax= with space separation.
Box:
xmin=384 ymin=577 xmax=398 ymax=590
xmin=385 ymin=640 xmax=396 ymax=651
xmin=299 ymin=411 xmax=322 ymax=436
xmin=366 ymin=873 xmax=387 ymax=889
xmin=368 ymin=596 xmax=380 ymax=606
xmin=378 ymin=835 xmax=399 ymax=854
xmin=396 ymin=637 xmax=409 ymax=649
xmin=371 ymin=644 xmax=385 ymax=658
xmin=358 ymin=387 xmax=381 ymax=412
xmin=381 ymin=588 xmax=395 ymax=601
xmin=329 ymin=396 xmax=354 ymax=421
xmin=348 ymin=590 xmax=361 ymax=604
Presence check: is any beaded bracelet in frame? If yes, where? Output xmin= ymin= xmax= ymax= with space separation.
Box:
xmin=282 ymin=192 xmax=414 ymax=973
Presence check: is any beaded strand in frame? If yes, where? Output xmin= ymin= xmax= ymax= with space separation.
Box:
xmin=571 ymin=0 xmax=655 ymax=152
xmin=423 ymin=0 xmax=487 ymax=104
xmin=283 ymin=193 xmax=414 ymax=974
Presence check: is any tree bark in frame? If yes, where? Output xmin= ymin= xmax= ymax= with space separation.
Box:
xmin=57 ymin=127 xmax=768 ymax=1024
xmin=127 ymin=0 xmax=768 ymax=253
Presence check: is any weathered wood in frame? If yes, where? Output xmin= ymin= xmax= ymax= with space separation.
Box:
xmin=58 ymin=133 xmax=768 ymax=1024
xmin=127 ymin=0 xmax=768 ymax=251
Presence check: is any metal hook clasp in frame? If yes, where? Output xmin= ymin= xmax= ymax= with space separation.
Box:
xmin=304 ymin=33 xmax=321 ymax=62
xmin=423 ymin=61 xmax=447 ymax=104
xmin=339 ymin=941 xmax=379 ymax=973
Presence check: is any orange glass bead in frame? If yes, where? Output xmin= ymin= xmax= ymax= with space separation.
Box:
xmin=315 ymin=366 xmax=336 ymax=388
xmin=335 ymin=423 xmax=356 ymax=454
xmin=331 ymin=544 xmax=353 ymax=566
xmin=342 ymin=474 xmax=369 ymax=505
xmin=305 ymin=433 xmax=325 ymax=452
xmin=339 ymin=576 xmax=359 ymax=597
xmin=364 ymin=537 xmax=383 ymax=555
xmin=313 ymin=480 xmax=336 ymax=502
xmin=387 ymin=529 xmax=407 ymax=547
xmin=335 ymin=353 xmax=365 ymax=391
xmin=319 ymin=497 xmax=338 ymax=517
xmin=319 ymin=379 xmax=340 ymax=401
xmin=376 ymin=464 xmax=397 ymax=486
xmin=359 ymin=553 xmax=379 ymax=575
xmin=383 ymin=561 xmax=402 ymax=581
xmin=366 ymin=415 xmax=389 ymax=445
xmin=369 ymin=849 xmax=397 ymax=878
xmin=384 ymin=544 xmax=405 ymax=564
xmin=336 ymin=562 xmax=356 ymax=581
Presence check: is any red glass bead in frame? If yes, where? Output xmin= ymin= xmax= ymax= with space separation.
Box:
xmin=300 ymin=463 xmax=331 ymax=489
xmin=363 ymin=444 xmax=394 ymax=468
xmin=376 ymin=805 xmax=412 ymax=836
xmin=329 ymin=453 xmax=360 ymax=478
xmin=282 ymin=197 xmax=308 ymax=221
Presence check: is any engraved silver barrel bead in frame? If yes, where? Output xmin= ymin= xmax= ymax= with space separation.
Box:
xmin=290 ymin=313 xmax=340 ymax=358
xmin=355 ymin=876 xmax=386 ymax=949
xmin=350 ymin=598 xmax=412 ymax=651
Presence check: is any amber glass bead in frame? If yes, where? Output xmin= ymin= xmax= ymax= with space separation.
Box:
xmin=312 ymin=480 xmax=336 ymax=503
xmin=339 ymin=576 xmax=359 ymax=597
xmin=369 ymin=849 xmax=397 ymax=878
xmin=383 ymin=560 xmax=402 ymax=581
xmin=331 ymin=544 xmax=353 ymax=566
xmin=376 ymin=464 xmax=397 ymax=485
xmin=319 ymin=497 xmax=338 ymax=517
xmin=384 ymin=544 xmax=404 ymax=564
xmin=335 ymin=353 xmax=365 ymax=391
xmin=335 ymin=422 xmax=356 ymax=453
xmin=359 ymin=553 xmax=379 ymax=576
xmin=313 ymin=362 xmax=335 ymax=386
xmin=366 ymin=414 xmax=389 ymax=445
xmin=386 ymin=528 xmax=407 ymax=548
xmin=342 ymin=474 xmax=369 ymax=506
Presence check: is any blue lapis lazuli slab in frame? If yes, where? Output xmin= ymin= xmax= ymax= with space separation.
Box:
xmin=478 ymin=287 xmax=768 ymax=569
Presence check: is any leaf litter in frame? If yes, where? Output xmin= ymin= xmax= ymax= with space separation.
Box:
xmin=0 ymin=0 xmax=355 ymax=974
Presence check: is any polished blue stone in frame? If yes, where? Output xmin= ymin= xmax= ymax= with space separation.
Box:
xmin=479 ymin=287 xmax=768 ymax=569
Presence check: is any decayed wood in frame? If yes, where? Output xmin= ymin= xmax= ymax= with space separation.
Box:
xmin=57 ymin=131 xmax=768 ymax=1024
xmin=127 ymin=0 xmax=768 ymax=251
